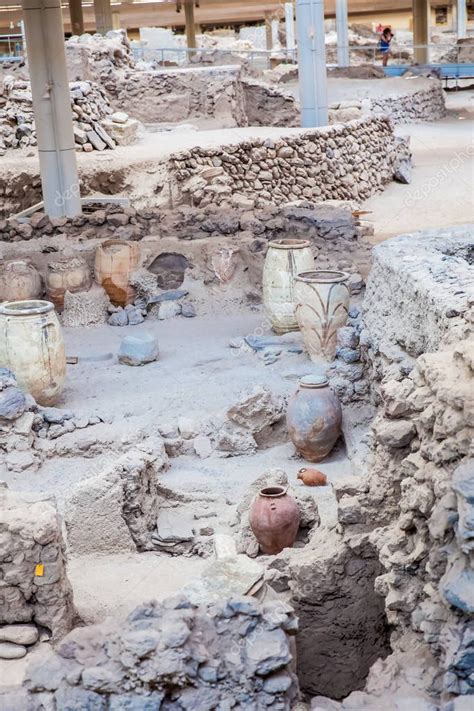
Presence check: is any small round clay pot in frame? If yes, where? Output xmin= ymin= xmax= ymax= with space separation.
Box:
xmin=0 ymin=259 xmax=42 ymax=302
xmin=45 ymin=256 xmax=92 ymax=311
xmin=249 ymin=486 xmax=300 ymax=555
xmin=297 ymin=468 xmax=327 ymax=486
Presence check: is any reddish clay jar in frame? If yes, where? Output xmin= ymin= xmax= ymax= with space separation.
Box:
xmin=286 ymin=375 xmax=342 ymax=463
xmin=249 ymin=486 xmax=300 ymax=555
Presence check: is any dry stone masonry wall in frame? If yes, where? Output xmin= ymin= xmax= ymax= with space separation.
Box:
xmin=371 ymin=82 xmax=447 ymax=124
xmin=169 ymin=116 xmax=409 ymax=208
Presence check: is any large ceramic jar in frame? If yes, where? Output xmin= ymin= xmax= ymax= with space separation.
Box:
xmin=94 ymin=240 xmax=140 ymax=307
xmin=45 ymin=257 xmax=92 ymax=311
xmin=286 ymin=375 xmax=342 ymax=462
xmin=249 ymin=486 xmax=300 ymax=555
xmin=0 ymin=259 xmax=42 ymax=303
xmin=0 ymin=300 xmax=66 ymax=406
xmin=263 ymin=239 xmax=315 ymax=334
xmin=295 ymin=270 xmax=350 ymax=361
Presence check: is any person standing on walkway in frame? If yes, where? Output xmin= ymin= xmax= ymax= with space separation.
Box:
xmin=379 ymin=27 xmax=394 ymax=67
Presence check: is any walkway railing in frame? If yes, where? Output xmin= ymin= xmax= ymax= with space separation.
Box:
xmin=130 ymin=42 xmax=465 ymax=68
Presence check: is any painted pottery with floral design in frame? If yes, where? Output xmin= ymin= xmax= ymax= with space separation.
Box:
xmin=263 ymin=239 xmax=315 ymax=334
xmin=294 ymin=270 xmax=350 ymax=361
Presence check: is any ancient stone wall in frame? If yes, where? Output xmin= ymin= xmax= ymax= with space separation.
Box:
xmin=108 ymin=65 xmax=248 ymax=127
xmin=371 ymin=83 xmax=446 ymax=124
xmin=0 ymin=203 xmax=373 ymax=287
xmin=328 ymin=227 xmax=474 ymax=703
xmin=361 ymin=227 xmax=473 ymax=396
xmin=169 ymin=116 xmax=408 ymax=208
xmin=17 ymin=596 xmax=299 ymax=709
xmin=337 ymin=336 xmax=474 ymax=700
xmin=0 ymin=484 xmax=75 ymax=642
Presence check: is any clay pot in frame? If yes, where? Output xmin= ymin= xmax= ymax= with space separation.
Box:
xmin=263 ymin=239 xmax=315 ymax=334
xmin=94 ymin=240 xmax=140 ymax=306
xmin=286 ymin=375 xmax=342 ymax=463
xmin=211 ymin=247 xmax=239 ymax=283
xmin=0 ymin=300 xmax=66 ymax=406
xmin=45 ymin=257 xmax=92 ymax=311
xmin=0 ymin=259 xmax=42 ymax=302
xmin=297 ymin=468 xmax=327 ymax=486
xmin=249 ymin=486 xmax=300 ymax=555
xmin=294 ymin=270 xmax=350 ymax=361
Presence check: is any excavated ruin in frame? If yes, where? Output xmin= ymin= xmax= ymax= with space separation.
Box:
xmin=1 ymin=212 xmax=472 ymax=710
xmin=0 ymin=25 xmax=472 ymax=711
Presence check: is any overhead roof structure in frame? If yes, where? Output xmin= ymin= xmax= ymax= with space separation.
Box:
xmin=0 ymin=1 xmax=456 ymax=33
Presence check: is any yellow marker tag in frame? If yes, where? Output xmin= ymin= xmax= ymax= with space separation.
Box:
xmin=35 ymin=564 xmax=44 ymax=577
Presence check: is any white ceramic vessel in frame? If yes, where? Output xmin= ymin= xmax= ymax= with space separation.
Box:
xmin=0 ymin=300 xmax=66 ymax=405
xmin=262 ymin=239 xmax=315 ymax=334
xmin=294 ymin=270 xmax=350 ymax=361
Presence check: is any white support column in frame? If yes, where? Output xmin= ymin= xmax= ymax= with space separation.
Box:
xmin=336 ymin=0 xmax=349 ymax=66
xmin=285 ymin=2 xmax=296 ymax=53
xmin=94 ymin=0 xmax=113 ymax=35
xmin=296 ymin=0 xmax=328 ymax=127
xmin=457 ymin=0 xmax=467 ymax=39
xmin=22 ymin=0 xmax=81 ymax=218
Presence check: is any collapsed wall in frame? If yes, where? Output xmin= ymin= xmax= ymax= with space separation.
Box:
xmin=0 ymin=77 xmax=119 ymax=155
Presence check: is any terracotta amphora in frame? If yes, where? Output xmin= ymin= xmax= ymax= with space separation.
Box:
xmin=249 ymin=486 xmax=300 ymax=555
xmin=286 ymin=375 xmax=342 ymax=463
xmin=0 ymin=259 xmax=42 ymax=302
xmin=94 ymin=240 xmax=140 ymax=306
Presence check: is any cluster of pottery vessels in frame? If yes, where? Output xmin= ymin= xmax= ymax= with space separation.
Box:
xmin=252 ymin=240 xmax=347 ymax=556
xmin=263 ymin=238 xmax=350 ymax=360
xmin=0 ymin=240 xmax=141 ymax=406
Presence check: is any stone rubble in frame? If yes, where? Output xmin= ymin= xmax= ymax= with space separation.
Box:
xmin=0 ymin=77 xmax=119 ymax=155
xmin=16 ymin=595 xmax=299 ymax=710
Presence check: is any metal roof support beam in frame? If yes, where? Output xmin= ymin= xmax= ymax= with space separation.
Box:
xmin=22 ymin=0 xmax=81 ymax=218
xmin=296 ymin=0 xmax=328 ymax=127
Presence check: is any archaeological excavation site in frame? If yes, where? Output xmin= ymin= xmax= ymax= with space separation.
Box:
xmin=0 ymin=0 xmax=473 ymax=709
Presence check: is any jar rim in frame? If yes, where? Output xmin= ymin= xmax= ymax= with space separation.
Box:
xmin=259 ymin=486 xmax=288 ymax=497
xmin=268 ymin=239 xmax=311 ymax=250
xmin=296 ymin=270 xmax=350 ymax=284
xmin=0 ymin=299 xmax=54 ymax=316
xmin=299 ymin=374 xmax=329 ymax=388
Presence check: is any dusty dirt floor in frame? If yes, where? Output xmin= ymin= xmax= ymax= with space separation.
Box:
xmin=364 ymin=90 xmax=474 ymax=241
xmin=1 ymin=86 xmax=472 ymax=691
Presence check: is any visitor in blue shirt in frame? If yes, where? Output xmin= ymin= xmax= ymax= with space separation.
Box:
xmin=379 ymin=27 xmax=394 ymax=67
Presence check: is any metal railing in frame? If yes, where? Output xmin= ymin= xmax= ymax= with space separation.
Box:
xmin=130 ymin=42 xmax=465 ymax=69
xmin=131 ymin=45 xmax=298 ymax=69
xmin=0 ymin=33 xmax=25 ymax=59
